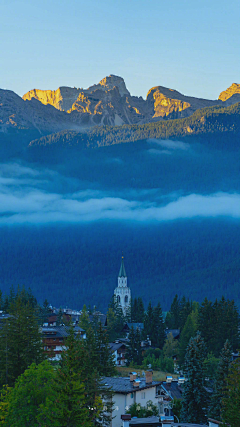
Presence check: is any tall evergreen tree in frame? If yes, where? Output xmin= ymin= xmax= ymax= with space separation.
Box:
xmin=163 ymin=332 xmax=179 ymax=358
xmin=180 ymin=332 xmax=207 ymax=424
xmin=79 ymin=304 xmax=91 ymax=332
xmin=40 ymin=327 xmax=95 ymax=427
xmin=222 ymin=355 xmax=240 ymax=427
xmin=152 ymin=303 xmax=165 ymax=349
xmin=136 ymin=297 xmax=145 ymax=322
xmin=131 ymin=298 xmax=138 ymax=322
xmin=165 ymin=294 xmax=181 ymax=329
xmin=178 ymin=310 xmax=198 ymax=366
xmin=0 ymin=297 xmax=44 ymax=387
xmin=94 ymin=322 xmax=116 ymax=377
xmin=143 ymin=301 xmax=154 ymax=340
xmin=209 ymin=339 xmax=232 ymax=421
xmin=179 ymin=297 xmax=193 ymax=330
xmin=125 ymin=326 xmax=142 ymax=366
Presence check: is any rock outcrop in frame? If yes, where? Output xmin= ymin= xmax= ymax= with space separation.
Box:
xmin=219 ymin=83 xmax=240 ymax=102
xmin=0 ymin=89 xmax=81 ymax=135
xmin=24 ymin=75 xmax=240 ymax=127
xmin=2 ymin=77 xmax=240 ymax=137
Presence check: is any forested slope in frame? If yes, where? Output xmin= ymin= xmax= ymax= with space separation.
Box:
xmin=29 ymin=102 xmax=240 ymax=149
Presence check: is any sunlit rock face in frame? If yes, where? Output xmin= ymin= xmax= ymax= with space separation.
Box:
xmin=23 ymin=87 xmax=81 ymax=112
xmin=146 ymin=86 xmax=220 ymax=120
xmin=0 ymin=89 xmax=79 ymax=134
xmin=2 ymin=77 xmax=239 ymax=133
xmin=86 ymin=75 xmax=130 ymax=97
xmin=218 ymin=83 xmax=240 ymax=104
xmin=23 ymin=75 xmax=232 ymax=126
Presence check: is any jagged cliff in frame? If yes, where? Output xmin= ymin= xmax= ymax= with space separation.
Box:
xmin=1 ymin=77 xmax=240 ymax=140
xmin=219 ymin=83 xmax=240 ymax=101
xmin=0 ymin=89 xmax=82 ymax=135
xmin=22 ymin=76 xmax=240 ymax=127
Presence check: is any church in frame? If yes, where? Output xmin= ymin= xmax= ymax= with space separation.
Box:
xmin=114 ymin=257 xmax=131 ymax=316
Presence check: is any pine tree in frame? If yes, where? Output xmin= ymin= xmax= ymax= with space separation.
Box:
xmin=143 ymin=301 xmax=154 ymax=340
xmin=178 ymin=310 xmax=198 ymax=366
xmin=40 ymin=327 xmax=94 ymax=427
xmin=136 ymin=297 xmax=145 ymax=322
xmin=82 ymin=326 xmax=114 ymax=426
xmin=180 ymin=332 xmax=207 ymax=424
xmin=163 ymin=332 xmax=179 ymax=358
xmin=209 ymin=339 xmax=232 ymax=421
xmin=131 ymin=298 xmax=138 ymax=322
xmin=57 ymin=307 xmax=64 ymax=325
xmin=0 ymin=297 xmax=44 ymax=387
xmin=152 ymin=303 xmax=165 ymax=349
xmin=222 ymin=356 xmax=240 ymax=427
xmin=94 ymin=322 xmax=116 ymax=376
xmin=125 ymin=326 xmax=142 ymax=366
xmin=79 ymin=304 xmax=91 ymax=332
xmin=125 ymin=326 xmax=136 ymax=366
xmin=179 ymin=297 xmax=192 ymax=330
xmin=166 ymin=295 xmax=181 ymax=329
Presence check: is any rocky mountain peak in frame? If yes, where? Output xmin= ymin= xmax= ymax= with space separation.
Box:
xmin=86 ymin=75 xmax=130 ymax=97
xmin=218 ymin=83 xmax=240 ymax=101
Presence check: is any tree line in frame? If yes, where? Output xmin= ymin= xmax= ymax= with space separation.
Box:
xmin=0 ymin=287 xmax=116 ymax=427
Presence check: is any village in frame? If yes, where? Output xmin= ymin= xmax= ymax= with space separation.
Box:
xmin=0 ymin=257 xmax=235 ymax=427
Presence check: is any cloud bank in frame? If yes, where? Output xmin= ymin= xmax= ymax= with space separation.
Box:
xmin=0 ymin=162 xmax=240 ymax=224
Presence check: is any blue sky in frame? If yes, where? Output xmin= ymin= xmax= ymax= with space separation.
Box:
xmin=0 ymin=0 xmax=239 ymax=99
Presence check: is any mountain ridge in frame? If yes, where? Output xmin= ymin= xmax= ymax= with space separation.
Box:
xmin=21 ymin=75 xmax=240 ymax=127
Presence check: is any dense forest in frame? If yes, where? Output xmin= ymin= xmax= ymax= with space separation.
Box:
xmin=0 ymin=219 xmax=239 ymax=310
xmin=29 ymin=102 xmax=240 ymax=149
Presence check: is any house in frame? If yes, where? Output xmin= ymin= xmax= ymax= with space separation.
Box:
xmin=121 ymin=415 xmax=161 ymax=426
xmin=165 ymin=329 xmax=180 ymax=340
xmin=109 ymin=336 xmax=151 ymax=366
xmin=41 ymin=325 xmax=86 ymax=360
xmin=122 ymin=323 xmax=144 ymax=334
xmin=89 ymin=312 xmax=108 ymax=327
xmin=110 ymin=340 xmax=128 ymax=366
xmin=208 ymin=420 xmax=222 ymax=427
xmin=102 ymin=371 xmax=162 ymax=427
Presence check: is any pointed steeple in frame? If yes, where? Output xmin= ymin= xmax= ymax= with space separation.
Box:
xmin=119 ymin=256 xmax=127 ymax=278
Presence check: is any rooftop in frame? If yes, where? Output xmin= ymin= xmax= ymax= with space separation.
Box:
xmin=102 ymin=376 xmax=160 ymax=394
xmin=130 ymin=417 xmax=161 ymax=426
xmin=161 ymin=380 xmax=183 ymax=400
xmin=41 ymin=325 xmax=85 ymax=339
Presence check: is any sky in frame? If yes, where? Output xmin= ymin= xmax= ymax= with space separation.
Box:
xmin=0 ymin=0 xmax=239 ymax=100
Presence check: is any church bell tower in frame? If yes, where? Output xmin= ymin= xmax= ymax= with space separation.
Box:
xmin=114 ymin=256 xmax=131 ymax=316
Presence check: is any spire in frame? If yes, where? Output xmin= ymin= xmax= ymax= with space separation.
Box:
xmin=119 ymin=256 xmax=127 ymax=278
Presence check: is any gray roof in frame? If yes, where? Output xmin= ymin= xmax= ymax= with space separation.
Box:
xmin=165 ymin=329 xmax=180 ymax=339
xmin=161 ymin=381 xmax=183 ymax=400
xmin=109 ymin=342 xmax=127 ymax=352
xmin=42 ymin=325 xmax=85 ymax=339
xmin=130 ymin=417 xmax=161 ymax=426
xmin=89 ymin=313 xmax=107 ymax=327
xmin=169 ymin=424 xmax=207 ymax=427
xmin=126 ymin=323 xmax=144 ymax=331
xmin=102 ymin=376 xmax=160 ymax=394
xmin=119 ymin=257 xmax=127 ymax=277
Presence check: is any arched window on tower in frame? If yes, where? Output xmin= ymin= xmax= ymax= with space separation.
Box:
xmin=125 ymin=295 xmax=128 ymax=304
xmin=117 ymin=295 xmax=120 ymax=303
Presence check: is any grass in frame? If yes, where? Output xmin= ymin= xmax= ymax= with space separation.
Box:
xmin=116 ymin=366 xmax=178 ymax=382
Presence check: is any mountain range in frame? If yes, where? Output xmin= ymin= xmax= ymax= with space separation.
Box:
xmin=1 ymin=75 xmax=240 ymax=140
